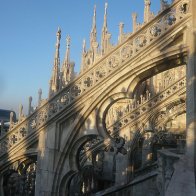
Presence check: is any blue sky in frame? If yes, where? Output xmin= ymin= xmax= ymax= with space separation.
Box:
xmin=0 ymin=0 xmax=160 ymax=114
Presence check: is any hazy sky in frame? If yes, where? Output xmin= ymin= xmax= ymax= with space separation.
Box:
xmin=0 ymin=0 xmax=161 ymax=114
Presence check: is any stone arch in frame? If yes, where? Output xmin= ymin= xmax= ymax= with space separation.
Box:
xmin=96 ymin=92 xmax=129 ymax=139
xmin=150 ymin=100 xmax=186 ymax=130
xmin=53 ymin=48 xmax=187 ymax=194
xmin=69 ymin=134 xmax=102 ymax=171
xmin=126 ymin=96 xmax=186 ymax=173
xmin=0 ymin=155 xmax=37 ymax=196
xmin=59 ymin=170 xmax=76 ymax=196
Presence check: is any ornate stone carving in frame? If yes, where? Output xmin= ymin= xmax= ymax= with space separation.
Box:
xmin=3 ymin=160 xmax=36 ymax=196
xmin=106 ymin=77 xmax=186 ymax=137
xmin=0 ymin=0 xmax=189 ymax=156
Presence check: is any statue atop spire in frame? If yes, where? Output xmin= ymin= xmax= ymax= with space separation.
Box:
xmin=118 ymin=22 xmax=124 ymax=43
xmin=65 ymin=35 xmax=71 ymax=65
xmin=89 ymin=5 xmax=99 ymax=64
xmin=132 ymin=13 xmax=138 ymax=33
xmin=103 ymin=2 xmax=108 ymax=30
xmin=81 ymin=39 xmax=86 ymax=72
xmin=101 ymin=2 xmax=111 ymax=55
xmin=90 ymin=5 xmax=97 ymax=48
xmin=49 ymin=27 xmax=61 ymax=97
xmin=61 ymin=35 xmax=75 ymax=88
xmin=82 ymin=39 xmax=86 ymax=54
xmin=144 ymin=0 xmax=154 ymax=23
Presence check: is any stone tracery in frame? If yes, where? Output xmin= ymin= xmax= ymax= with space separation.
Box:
xmin=0 ymin=0 xmax=195 ymax=195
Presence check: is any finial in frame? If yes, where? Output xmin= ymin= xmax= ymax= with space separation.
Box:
xmin=92 ymin=5 xmax=96 ymax=30
xmin=64 ymin=35 xmax=71 ymax=65
xmin=90 ymin=4 xmax=98 ymax=53
xmin=66 ymin=35 xmax=71 ymax=49
xmin=132 ymin=12 xmax=137 ymax=19
xmin=144 ymin=0 xmax=151 ymax=23
xmin=144 ymin=0 xmax=151 ymax=5
xmin=61 ymin=35 xmax=73 ymax=87
xmin=55 ymin=27 xmax=61 ymax=59
xmin=57 ymin=27 xmax=61 ymax=38
xmin=101 ymin=2 xmax=110 ymax=55
xmin=82 ymin=39 xmax=86 ymax=53
xmin=94 ymin=5 xmax=96 ymax=16
xmin=118 ymin=22 xmax=124 ymax=43
xmin=132 ymin=13 xmax=138 ymax=33
xmin=38 ymin=88 xmax=42 ymax=106
xmin=10 ymin=112 xmax=14 ymax=128
xmin=49 ymin=27 xmax=61 ymax=96
xmin=105 ymin=2 xmax=108 ymax=15
xmin=28 ymin=96 xmax=33 ymax=115
xmin=103 ymin=2 xmax=108 ymax=28
xmin=19 ymin=104 xmax=24 ymax=120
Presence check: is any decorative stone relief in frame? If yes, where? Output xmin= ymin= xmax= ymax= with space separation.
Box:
xmin=3 ymin=159 xmax=36 ymax=196
xmin=0 ymin=0 xmax=189 ymax=156
xmin=106 ymin=77 xmax=186 ymax=138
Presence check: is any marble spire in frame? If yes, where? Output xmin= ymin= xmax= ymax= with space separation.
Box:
xmin=90 ymin=5 xmax=97 ymax=48
xmin=101 ymin=2 xmax=111 ymax=55
xmin=144 ymin=0 xmax=151 ymax=23
xmin=61 ymin=35 xmax=71 ymax=86
xmin=49 ymin=27 xmax=61 ymax=96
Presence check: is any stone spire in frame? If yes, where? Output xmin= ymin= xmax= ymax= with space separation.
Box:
xmin=81 ymin=39 xmax=86 ymax=72
xmin=38 ymin=88 xmax=42 ymax=106
xmin=103 ymin=2 xmax=108 ymax=32
xmin=89 ymin=5 xmax=99 ymax=64
xmin=61 ymin=36 xmax=75 ymax=87
xmin=90 ymin=5 xmax=97 ymax=48
xmin=49 ymin=27 xmax=61 ymax=97
xmin=9 ymin=112 xmax=14 ymax=129
xmin=82 ymin=39 xmax=86 ymax=54
xmin=144 ymin=0 xmax=151 ymax=23
xmin=28 ymin=96 xmax=33 ymax=115
xmin=19 ymin=104 xmax=24 ymax=121
xmin=101 ymin=2 xmax=111 ymax=55
xmin=61 ymin=35 xmax=71 ymax=86
xmin=132 ymin=13 xmax=138 ymax=33
xmin=118 ymin=22 xmax=124 ymax=43
xmin=160 ymin=0 xmax=169 ymax=11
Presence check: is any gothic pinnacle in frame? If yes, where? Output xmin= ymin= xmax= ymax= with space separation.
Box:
xmin=38 ymin=88 xmax=42 ymax=106
xmin=90 ymin=5 xmax=97 ymax=47
xmin=103 ymin=2 xmax=108 ymax=29
xmin=93 ymin=5 xmax=96 ymax=30
xmin=65 ymin=35 xmax=71 ymax=65
xmin=101 ymin=2 xmax=110 ymax=55
xmin=132 ymin=13 xmax=138 ymax=32
xmin=19 ymin=104 xmax=24 ymax=121
xmin=82 ymin=39 xmax=86 ymax=53
xmin=55 ymin=27 xmax=61 ymax=60
xmin=49 ymin=27 xmax=61 ymax=96
xmin=118 ymin=22 xmax=124 ymax=43
xmin=61 ymin=35 xmax=72 ymax=87
xmin=144 ymin=0 xmax=151 ymax=23
xmin=28 ymin=96 xmax=33 ymax=115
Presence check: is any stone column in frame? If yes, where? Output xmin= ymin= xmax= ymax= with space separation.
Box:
xmin=186 ymin=0 xmax=196 ymax=175
xmin=165 ymin=2 xmax=196 ymax=195
xmin=35 ymin=123 xmax=59 ymax=196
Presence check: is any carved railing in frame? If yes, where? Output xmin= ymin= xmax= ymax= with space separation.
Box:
xmin=78 ymin=77 xmax=186 ymax=168
xmin=0 ymin=0 xmax=190 ymax=156
xmin=106 ymin=76 xmax=186 ymax=136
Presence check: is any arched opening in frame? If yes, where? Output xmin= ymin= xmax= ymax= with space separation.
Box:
xmin=2 ymin=156 xmax=37 ymax=196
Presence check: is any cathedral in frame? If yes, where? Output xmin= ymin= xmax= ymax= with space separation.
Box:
xmin=0 ymin=0 xmax=196 ymax=195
